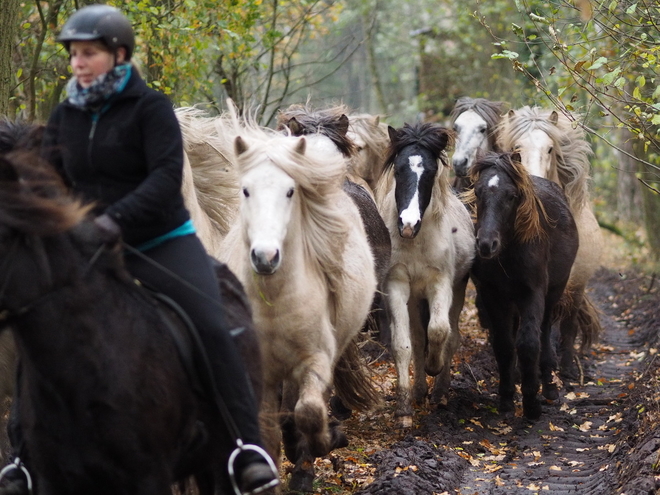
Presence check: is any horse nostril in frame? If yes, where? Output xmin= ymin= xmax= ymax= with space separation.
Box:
xmin=272 ymin=249 xmax=280 ymax=266
xmin=491 ymin=239 xmax=499 ymax=253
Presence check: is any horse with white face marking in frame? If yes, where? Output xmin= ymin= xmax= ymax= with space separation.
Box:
xmin=376 ymin=122 xmax=475 ymax=427
xmin=449 ymin=97 xmax=507 ymax=191
xmin=497 ymin=106 xmax=603 ymax=378
xmin=219 ymin=121 xmax=379 ymax=490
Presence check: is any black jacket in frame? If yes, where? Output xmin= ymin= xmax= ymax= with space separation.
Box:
xmin=42 ymin=70 xmax=190 ymax=246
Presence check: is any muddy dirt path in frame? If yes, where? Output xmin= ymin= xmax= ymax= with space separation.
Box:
xmin=296 ymin=238 xmax=660 ymax=495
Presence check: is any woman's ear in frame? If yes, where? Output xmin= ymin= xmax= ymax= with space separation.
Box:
xmin=116 ymin=46 xmax=127 ymax=64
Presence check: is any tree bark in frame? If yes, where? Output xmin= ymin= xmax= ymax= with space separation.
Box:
xmin=0 ymin=0 xmax=21 ymax=116
xmin=616 ymin=127 xmax=644 ymax=223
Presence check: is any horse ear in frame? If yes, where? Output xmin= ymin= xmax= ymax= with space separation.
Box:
xmin=387 ymin=125 xmax=398 ymax=143
xmin=549 ymin=111 xmax=559 ymax=125
xmin=337 ymin=114 xmax=350 ymax=136
xmin=0 ymin=156 xmax=19 ymax=182
xmin=234 ymin=136 xmax=249 ymax=156
xmin=294 ymin=136 xmax=306 ymax=156
xmin=287 ymin=118 xmax=303 ymax=136
xmin=507 ymin=109 xmax=516 ymax=119
xmin=373 ymin=116 xmax=380 ymax=126
xmin=511 ymin=151 xmax=522 ymax=164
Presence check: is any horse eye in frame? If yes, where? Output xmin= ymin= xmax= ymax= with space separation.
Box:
xmin=479 ymin=127 xmax=486 ymax=134
xmin=548 ymin=146 xmax=554 ymax=154
xmin=286 ymin=188 xmax=294 ymax=198
xmin=242 ymin=188 xmax=249 ymax=198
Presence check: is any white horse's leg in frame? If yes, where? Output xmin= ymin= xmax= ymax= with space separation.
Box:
xmin=425 ymin=274 xmax=454 ymax=378
xmin=294 ymin=351 xmax=333 ymax=458
xmin=387 ymin=274 xmax=414 ymax=426
xmin=430 ymin=275 xmax=468 ymax=404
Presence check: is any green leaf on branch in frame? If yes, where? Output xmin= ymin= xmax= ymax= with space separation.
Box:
xmin=492 ymin=50 xmax=520 ymax=60
xmin=587 ymin=57 xmax=608 ymax=70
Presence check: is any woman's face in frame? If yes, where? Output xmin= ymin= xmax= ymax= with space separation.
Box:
xmin=69 ymin=40 xmax=119 ymax=88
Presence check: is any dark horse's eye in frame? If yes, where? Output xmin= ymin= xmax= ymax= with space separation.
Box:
xmin=243 ymin=188 xmax=249 ymax=198
xmin=286 ymin=188 xmax=294 ymax=198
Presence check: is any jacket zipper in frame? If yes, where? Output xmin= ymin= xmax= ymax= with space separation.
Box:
xmin=87 ymin=112 xmax=100 ymax=167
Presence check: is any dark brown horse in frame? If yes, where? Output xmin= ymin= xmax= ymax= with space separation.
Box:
xmin=0 ymin=149 xmax=263 ymax=494
xmin=466 ymin=152 xmax=579 ymax=420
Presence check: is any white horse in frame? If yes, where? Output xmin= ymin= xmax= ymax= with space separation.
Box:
xmin=449 ymin=97 xmax=507 ymax=191
xmin=219 ymin=119 xmax=379 ymax=491
xmin=376 ymin=122 xmax=475 ymax=428
xmin=346 ymin=113 xmax=390 ymax=192
xmin=497 ymin=106 xmax=603 ymax=377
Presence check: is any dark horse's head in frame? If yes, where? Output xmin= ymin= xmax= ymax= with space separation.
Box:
xmin=0 ymin=118 xmax=44 ymax=154
xmin=275 ymin=103 xmax=357 ymax=158
xmin=467 ymin=151 xmax=545 ymax=259
xmin=384 ymin=122 xmax=454 ymax=239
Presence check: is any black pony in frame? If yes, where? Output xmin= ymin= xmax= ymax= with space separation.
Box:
xmin=0 ymin=148 xmax=263 ymax=494
xmin=466 ymin=151 xmax=579 ymax=420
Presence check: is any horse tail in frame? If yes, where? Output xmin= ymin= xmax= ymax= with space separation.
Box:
xmin=577 ymin=295 xmax=602 ymax=352
xmin=333 ymin=339 xmax=382 ymax=412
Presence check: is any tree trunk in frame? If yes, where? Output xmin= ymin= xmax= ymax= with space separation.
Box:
xmin=641 ymin=180 xmax=660 ymax=260
xmin=0 ymin=0 xmax=20 ymax=116
xmin=616 ymin=127 xmax=644 ymax=223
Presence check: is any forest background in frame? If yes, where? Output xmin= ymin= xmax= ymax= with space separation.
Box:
xmin=1 ymin=0 xmax=659 ymax=263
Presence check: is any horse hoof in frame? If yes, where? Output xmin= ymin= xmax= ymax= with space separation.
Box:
xmin=329 ymin=396 xmax=352 ymax=421
xmin=523 ymin=398 xmax=542 ymax=420
xmin=398 ymin=415 xmax=413 ymax=428
xmin=329 ymin=422 xmax=349 ymax=451
xmin=542 ymin=383 xmax=559 ymax=401
xmin=288 ymin=469 xmax=315 ymax=493
xmin=499 ymin=398 xmax=515 ymax=414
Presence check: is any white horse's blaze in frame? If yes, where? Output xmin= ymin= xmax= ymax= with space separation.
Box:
xmin=516 ymin=129 xmax=554 ymax=179
xmin=487 ymin=174 xmax=500 ymax=188
xmin=399 ymin=155 xmax=424 ymax=229
xmin=452 ymin=110 xmax=489 ymax=174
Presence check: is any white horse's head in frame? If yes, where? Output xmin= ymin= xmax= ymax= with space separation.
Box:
xmin=234 ymin=135 xmax=304 ymax=275
xmin=507 ymin=109 xmax=559 ymax=181
xmin=452 ymin=109 xmax=490 ymax=177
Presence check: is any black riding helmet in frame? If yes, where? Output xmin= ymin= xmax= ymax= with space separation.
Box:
xmin=58 ymin=4 xmax=135 ymax=61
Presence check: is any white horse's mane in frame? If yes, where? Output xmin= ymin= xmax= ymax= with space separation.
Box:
xmin=497 ymin=106 xmax=592 ymax=210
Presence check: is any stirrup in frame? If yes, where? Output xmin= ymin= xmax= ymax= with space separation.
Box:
xmin=0 ymin=457 xmax=33 ymax=495
xmin=228 ymin=440 xmax=279 ymax=495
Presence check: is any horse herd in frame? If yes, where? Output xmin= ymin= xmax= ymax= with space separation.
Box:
xmin=0 ymin=96 xmax=603 ymax=494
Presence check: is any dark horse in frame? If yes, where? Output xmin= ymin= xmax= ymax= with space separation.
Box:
xmin=466 ymin=152 xmax=579 ymax=420
xmin=0 ymin=148 xmax=263 ymax=494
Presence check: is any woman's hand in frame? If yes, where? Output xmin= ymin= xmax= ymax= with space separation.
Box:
xmin=94 ymin=213 xmax=121 ymax=243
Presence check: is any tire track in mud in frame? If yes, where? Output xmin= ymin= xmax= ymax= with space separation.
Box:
xmin=356 ymin=267 xmax=644 ymax=495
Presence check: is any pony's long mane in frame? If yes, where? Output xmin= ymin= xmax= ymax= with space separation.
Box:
xmin=496 ymin=106 xmax=591 ymax=211
xmin=348 ymin=113 xmax=389 ymax=157
xmin=175 ymin=107 xmax=240 ymax=236
xmin=276 ymin=103 xmax=357 ymax=158
xmin=450 ymin=97 xmax=507 ymax=151
xmin=377 ymin=122 xmax=454 ymax=217
xmin=0 ymin=151 xmax=91 ymax=236
xmin=233 ymin=119 xmax=350 ymax=295
xmin=0 ymin=118 xmax=44 ymax=154
xmin=467 ymin=152 xmax=548 ymax=244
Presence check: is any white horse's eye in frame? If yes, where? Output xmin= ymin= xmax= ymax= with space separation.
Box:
xmin=479 ymin=127 xmax=486 ymax=134
xmin=548 ymin=146 xmax=554 ymax=154
xmin=243 ymin=188 xmax=250 ymax=198
xmin=286 ymin=188 xmax=294 ymax=198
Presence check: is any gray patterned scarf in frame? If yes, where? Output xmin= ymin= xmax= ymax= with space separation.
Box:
xmin=66 ymin=64 xmax=132 ymax=110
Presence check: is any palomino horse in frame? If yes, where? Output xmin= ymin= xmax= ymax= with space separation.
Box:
xmin=0 ymin=149 xmax=263 ymax=494
xmin=345 ymin=113 xmax=390 ymax=191
xmin=219 ymin=120 xmax=379 ymax=492
xmin=466 ymin=152 xmax=579 ymax=419
xmin=496 ymin=106 xmax=603 ymax=378
xmin=449 ymin=97 xmax=507 ymax=191
xmin=375 ymin=122 xmax=475 ymax=427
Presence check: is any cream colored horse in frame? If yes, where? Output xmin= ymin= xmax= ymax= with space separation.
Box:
xmin=219 ymin=119 xmax=379 ymax=491
xmin=497 ymin=106 xmax=603 ymax=377
xmin=346 ymin=113 xmax=390 ymax=191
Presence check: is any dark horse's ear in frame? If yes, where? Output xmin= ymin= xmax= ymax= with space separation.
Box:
xmin=511 ymin=151 xmax=522 ymax=164
xmin=387 ymin=125 xmax=398 ymax=144
xmin=0 ymin=156 xmax=19 ymax=182
xmin=549 ymin=110 xmax=559 ymax=125
xmin=234 ymin=136 xmax=249 ymax=156
xmin=286 ymin=117 xmax=303 ymax=136
xmin=337 ymin=114 xmax=350 ymax=136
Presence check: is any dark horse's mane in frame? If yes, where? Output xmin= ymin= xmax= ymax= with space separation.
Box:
xmin=0 ymin=118 xmax=44 ymax=154
xmin=449 ymin=97 xmax=506 ymax=151
xmin=276 ymin=103 xmax=357 ymax=158
xmin=466 ymin=151 xmax=548 ymax=244
xmin=383 ymin=122 xmax=454 ymax=171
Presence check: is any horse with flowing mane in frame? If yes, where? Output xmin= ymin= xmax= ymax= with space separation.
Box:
xmin=466 ymin=151 xmax=579 ymax=419
xmin=376 ymin=122 xmax=475 ymax=427
xmin=496 ymin=106 xmax=603 ymax=378
xmin=0 ymin=147 xmax=264 ymax=494
xmin=345 ymin=113 xmax=390 ymax=191
xmin=449 ymin=97 xmax=507 ymax=191
xmin=219 ymin=112 xmax=380 ymax=492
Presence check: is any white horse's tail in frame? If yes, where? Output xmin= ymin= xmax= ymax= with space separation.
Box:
xmin=333 ymin=339 xmax=381 ymax=412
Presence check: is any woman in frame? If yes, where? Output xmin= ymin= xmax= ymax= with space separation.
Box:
xmin=32 ymin=4 xmax=278 ymax=494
